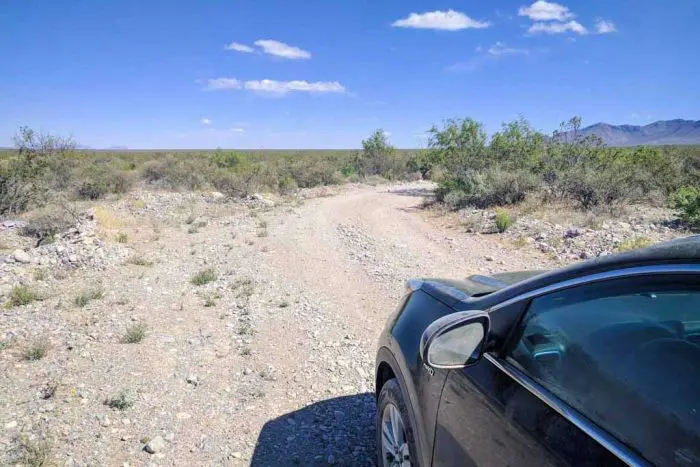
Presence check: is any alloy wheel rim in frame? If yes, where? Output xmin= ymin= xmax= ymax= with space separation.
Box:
xmin=381 ymin=403 xmax=411 ymax=467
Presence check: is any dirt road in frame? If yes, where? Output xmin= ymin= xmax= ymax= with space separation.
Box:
xmin=1 ymin=182 xmax=553 ymax=466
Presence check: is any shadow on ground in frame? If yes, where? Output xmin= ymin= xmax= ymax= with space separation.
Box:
xmin=251 ymin=393 xmax=377 ymax=466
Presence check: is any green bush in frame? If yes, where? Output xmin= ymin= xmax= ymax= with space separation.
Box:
xmin=1 ymin=127 xmax=74 ymax=215
xmin=74 ymin=287 xmax=105 ymax=308
xmin=105 ymin=390 xmax=135 ymax=410
xmin=353 ymin=130 xmax=412 ymax=180
xmin=24 ymin=341 xmax=48 ymax=361
xmin=212 ymin=151 xmax=246 ymax=169
xmin=122 ymin=323 xmax=147 ymax=343
xmin=7 ymin=285 xmax=40 ymax=308
xmin=495 ymin=209 xmax=514 ymax=232
xmin=191 ymin=267 xmax=217 ymax=286
xmin=437 ymin=168 xmax=537 ymax=209
xmin=77 ymin=181 xmax=107 ymax=200
xmin=669 ymin=186 xmax=700 ymax=228
xmin=142 ymin=155 xmax=213 ymax=191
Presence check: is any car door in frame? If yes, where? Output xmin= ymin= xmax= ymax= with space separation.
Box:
xmin=433 ymin=272 xmax=700 ymax=467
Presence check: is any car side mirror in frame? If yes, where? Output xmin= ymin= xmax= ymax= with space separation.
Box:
xmin=420 ymin=311 xmax=490 ymax=369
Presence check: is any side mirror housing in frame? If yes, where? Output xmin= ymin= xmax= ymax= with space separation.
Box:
xmin=420 ymin=311 xmax=490 ymax=369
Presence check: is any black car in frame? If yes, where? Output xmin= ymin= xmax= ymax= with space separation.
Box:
xmin=375 ymin=236 xmax=700 ymax=467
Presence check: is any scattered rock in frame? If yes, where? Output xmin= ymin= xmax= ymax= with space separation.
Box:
xmin=12 ymin=249 xmax=30 ymax=263
xmin=144 ymin=436 xmax=166 ymax=454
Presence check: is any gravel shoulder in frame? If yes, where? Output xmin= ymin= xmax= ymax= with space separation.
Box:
xmin=0 ymin=181 xmax=663 ymax=466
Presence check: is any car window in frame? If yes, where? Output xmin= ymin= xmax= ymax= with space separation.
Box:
xmin=507 ymin=276 xmax=700 ymax=467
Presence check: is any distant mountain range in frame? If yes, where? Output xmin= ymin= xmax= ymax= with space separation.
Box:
xmin=579 ymin=119 xmax=700 ymax=146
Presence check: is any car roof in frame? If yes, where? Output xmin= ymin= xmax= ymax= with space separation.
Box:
xmin=483 ymin=235 xmax=700 ymax=305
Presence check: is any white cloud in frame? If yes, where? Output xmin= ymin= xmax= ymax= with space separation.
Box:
xmin=205 ymin=78 xmax=242 ymax=90
xmin=528 ymin=20 xmax=587 ymax=35
xmin=205 ymin=78 xmax=345 ymax=95
xmin=253 ymin=40 xmax=311 ymax=59
xmin=448 ymin=42 xmax=542 ymax=73
xmin=488 ymin=42 xmax=530 ymax=56
xmin=244 ymin=79 xmax=345 ymax=94
xmin=392 ymin=10 xmax=490 ymax=31
xmin=518 ymin=1 xmax=573 ymax=21
xmin=224 ymin=42 xmax=255 ymax=53
xmin=200 ymin=118 xmax=212 ymax=125
xmin=595 ymin=18 xmax=617 ymax=34
xmin=229 ymin=127 xmax=246 ymax=133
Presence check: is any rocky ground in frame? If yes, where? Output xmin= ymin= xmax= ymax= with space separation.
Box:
xmin=0 ymin=182 xmax=691 ymax=466
xmin=451 ymin=202 xmax=684 ymax=264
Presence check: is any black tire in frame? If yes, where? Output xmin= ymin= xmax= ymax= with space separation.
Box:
xmin=376 ymin=378 xmax=420 ymax=466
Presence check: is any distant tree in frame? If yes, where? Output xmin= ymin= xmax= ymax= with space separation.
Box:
xmin=489 ymin=117 xmax=546 ymax=171
xmin=427 ymin=118 xmax=487 ymax=172
xmin=354 ymin=129 xmax=397 ymax=177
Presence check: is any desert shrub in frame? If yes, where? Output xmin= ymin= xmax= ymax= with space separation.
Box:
xmin=73 ymin=161 xmax=134 ymax=200
xmin=211 ymin=168 xmax=262 ymax=198
xmin=1 ymin=128 xmax=75 ymax=215
xmin=285 ymin=156 xmax=339 ymax=188
xmin=437 ymin=168 xmax=537 ymax=209
xmin=618 ymin=236 xmax=653 ymax=252
xmin=407 ymin=149 xmax=437 ymax=179
xmin=105 ymin=390 xmax=135 ymax=410
xmin=24 ymin=341 xmax=48 ymax=361
xmin=127 ymin=255 xmax=153 ymax=266
xmin=10 ymin=434 xmax=51 ymax=466
xmin=77 ymin=181 xmax=107 ymax=200
xmin=276 ymin=174 xmax=298 ymax=194
xmin=74 ymin=287 xmax=104 ymax=308
xmin=489 ymin=117 xmax=547 ymax=171
xmin=669 ymin=185 xmax=700 ymax=229
xmin=353 ymin=130 xmax=410 ymax=179
xmin=142 ymin=155 xmax=213 ymax=190
xmin=7 ymin=285 xmax=40 ymax=308
xmin=122 ymin=323 xmax=147 ymax=343
xmin=191 ymin=267 xmax=217 ymax=285
xmin=212 ymin=150 xmax=247 ymax=169
xmin=495 ymin=209 xmax=514 ymax=233
xmin=21 ymin=207 xmax=75 ymax=244
xmin=427 ymin=118 xmax=488 ymax=173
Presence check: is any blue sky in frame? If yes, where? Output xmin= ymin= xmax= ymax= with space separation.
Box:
xmin=2 ymin=0 xmax=698 ymax=149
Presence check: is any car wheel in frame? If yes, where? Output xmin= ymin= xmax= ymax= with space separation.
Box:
xmin=377 ymin=378 xmax=418 ymax=467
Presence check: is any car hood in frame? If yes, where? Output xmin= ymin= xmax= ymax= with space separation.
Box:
xmin=414 ymin=270 xmax=546 ymax=307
